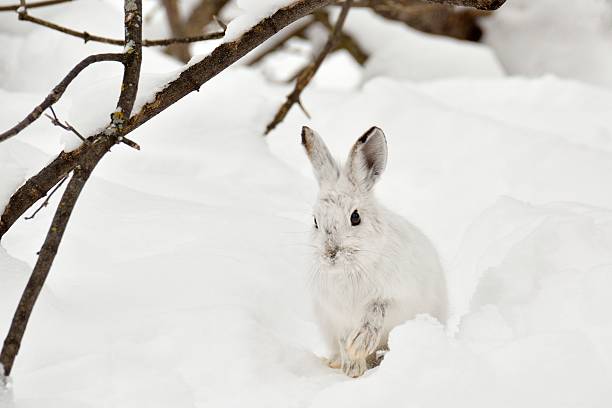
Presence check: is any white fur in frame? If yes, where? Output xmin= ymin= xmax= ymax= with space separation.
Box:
xmin=301 ymin=126 xmax=448 ymax=377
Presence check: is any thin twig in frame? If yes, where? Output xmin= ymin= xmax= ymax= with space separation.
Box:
xmin=120 ymin=137 xmax=141 ymax=150
xmin=264 ymin=0 xmax=354 ymax=135
xmin=0 ymin=53 xmax=125 ymax=143
xmin=0 ymin=0 xmax=72 ymax=12
xmin=142 ymin=32 xmax=224 ymax=46
xmin=16 ymin=11 xmax=224 ymax=47
xmin=45 ymin=106 xmax=87 ymax=142
xmin=0 ymin=147 xmax=87 ymax=240
xmin=24 ymin=174 xmax=69 ymax=220
xmin=213 ymin=15 xmax=227 ymax=32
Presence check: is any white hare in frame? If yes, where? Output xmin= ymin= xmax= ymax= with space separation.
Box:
xmin=301 ymin=126 xmax=448 ymax=378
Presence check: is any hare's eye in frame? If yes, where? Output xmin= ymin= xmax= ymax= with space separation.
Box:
xmin=314 ymin=217 xmax=318 ymax=229
xmin=350 ymin=210 xmax=361 ymax=226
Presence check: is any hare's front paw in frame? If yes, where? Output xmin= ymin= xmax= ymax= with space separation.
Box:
xmin=326 ymin=354 xmax=342 ymax=369
xmin=342 ymin=357 xmax=367 ymax=378
xmin=345 ymin=326 xmax=379 ymax=360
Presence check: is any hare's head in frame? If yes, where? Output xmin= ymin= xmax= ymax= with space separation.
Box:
xmin=302 ymin=126 xmax=388 ymax=268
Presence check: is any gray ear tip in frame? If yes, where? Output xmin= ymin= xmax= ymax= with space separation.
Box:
xmin=359 ymin=126 xmax=386 ymax=144
xmin=301 ymin=126 xmax=311 ymax=146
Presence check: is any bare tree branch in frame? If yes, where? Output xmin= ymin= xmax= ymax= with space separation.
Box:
xmin=0 ymin=0 xmax=144 ymax=377
xmin=0 ymin=147 xmax=87 ymax=240
xmin=15 ymin=9 xmax=224 ymax=47
xmin=424 ymin=0 xmax=505 ymax=9
xmin=0 ymin=53 xmax=125 ymax=143
xmin=336 ymin=0 xmax=505 ymax=10
xmin=265 ymin=0 xmax=354 ymax=135
xmin=143 ymin=32 xmax=224 ymax=46
xmin=333 ymin=0 xmax=489 ymax=40
xmin=0 ymin=0 xmax=72 ymax=12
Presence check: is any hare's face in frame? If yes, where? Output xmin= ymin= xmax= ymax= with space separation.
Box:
xmin=312 ymin=182 xmax=384 ymax=268
xmin=303 ymin=126 xmax=388 ymax=269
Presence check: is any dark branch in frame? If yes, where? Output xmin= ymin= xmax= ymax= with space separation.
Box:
xmin=0 ymin=53 xmax=124 ymax=143
xmin=424 ymin=0 xmax=506 ymax=9
xmin=265 ymin=0 xmax=353 ymax=135
xmin=334 ymin=0 xmax=506 ymax=10
xmin=16 ymin=10 xmax=224 ymax=47
xmin=0 ymin=147 xmax=87 ymax=241
xmin=114 ymin=0 xmax=143 ymax=122
xmin=143 ymin=32 xmax=224 ymax=46
xmin=0 ymin=0 xmax=72 ymax=12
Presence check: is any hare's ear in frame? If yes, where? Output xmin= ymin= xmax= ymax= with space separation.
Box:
xmin=301 ymin=126 xmax=339 ymax=186
xmin=346 ymin=127 xmax=387 ymax=191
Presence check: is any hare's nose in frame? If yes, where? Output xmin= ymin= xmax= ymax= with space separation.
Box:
xmin=329 ymin=247 xmax=338 ymax=259
xmin=326 ymin=245 xmax=339 ymax=260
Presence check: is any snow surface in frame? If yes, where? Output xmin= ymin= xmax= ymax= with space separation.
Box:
xmin=483 ymin=0 xmax=612 ymax=88
xmin=224 ymin=0 xmax=297 ymax=42
xmin=1 ymin=0 xmax=612 ymax=407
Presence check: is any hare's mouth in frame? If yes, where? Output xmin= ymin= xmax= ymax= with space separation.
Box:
xmin=322 ymin=247 xmax=356 ymax=266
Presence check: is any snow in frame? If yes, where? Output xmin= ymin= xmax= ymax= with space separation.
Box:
xmin=343 ymin=9 xmax=505 ymax=82
xmin=224 ymin=0 xmax=297 ymax=42
xmin=1 ymin=0 xmax=612 ymax=406
xmin=483 ymin=0 xmax=612 ymax=88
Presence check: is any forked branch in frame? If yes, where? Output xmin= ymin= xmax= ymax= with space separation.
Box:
xmin=264 ymin=0 xmax=354 ymax=135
